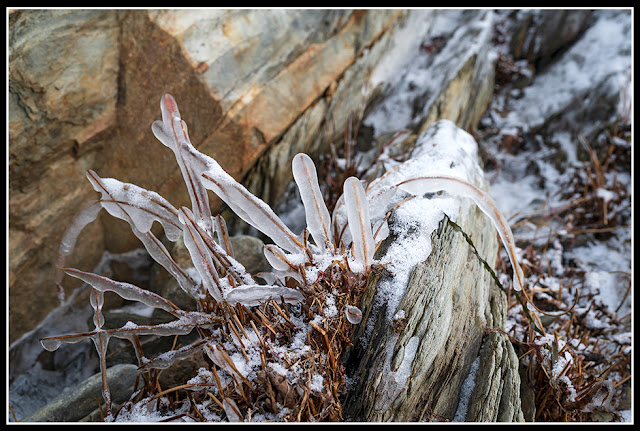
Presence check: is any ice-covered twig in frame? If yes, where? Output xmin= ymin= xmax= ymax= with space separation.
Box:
xmin=397 ymin=175 xmax=525 ymax=291
xmin=224 ymin=284 xmax=304 ymax=307
xmin=201 ymin=167 xmax=306 ymax=256
xmin=63 ymin=268 xmax=180 ymax=314
xmin=179 ymin=207 xmax=225 ymax=302
xmin=84 ymin=170 xmax=199 ymax=298
xmin=152 ymin=94 xmax=214 ymax=237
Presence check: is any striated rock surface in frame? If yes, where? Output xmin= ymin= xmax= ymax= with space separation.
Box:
xmin=465 ymin=331 xmax=524 ymax=422
xmin=9 ymin=9 xmax=119 ymax=343
xmin=8 ymin=9 xmax=402 ymax=343
xmin=343 ymin=120 xmax=522 ymax=422
xmin=506 ymin=9 xmax=592 ymax=67
xmin=24 ymin=364 xmax=138 ymax=422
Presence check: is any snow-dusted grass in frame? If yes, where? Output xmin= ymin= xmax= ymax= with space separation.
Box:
xmin=37 ymin=89 xmax=532 ymax=422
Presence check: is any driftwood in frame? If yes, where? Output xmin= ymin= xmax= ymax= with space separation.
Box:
xmin=343 ymin=193 xmax=524 ymax=421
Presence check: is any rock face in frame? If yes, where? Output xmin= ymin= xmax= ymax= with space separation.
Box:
xmin=343 ymin=121 xmax=522 ymax=422
xmin=506 ymin=9 xmax=592 ymax=67
xmin=23 ymin=364 xmax=138 ymax=422
xmin=9 ymin=9 xmax=119 ymax=344
xmin=8 ymin=9 xmax=402 ymax=344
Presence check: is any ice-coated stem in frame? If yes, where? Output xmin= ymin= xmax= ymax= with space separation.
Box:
xmin=292 ymin=153 xmax=333 ymax=253
xmin=397 ymin=175 xmax=525 ymax=291
xmin=343 ymin=177 xmax=375 ymax=270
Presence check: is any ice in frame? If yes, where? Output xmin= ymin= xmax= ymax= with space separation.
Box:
xmin=343 ymin=177 xmax=375 ymax=270
xmin=263 ymin=244 xmax=293 ymax=272
xmin=397 ymin=174 xmax=524 ymax=291
xmin=292 ymin=153 xmax=333 ymax=252
xmin=201 ymin=164 xmax=305 ymax=254
xmin=179 ymin=207 xmax=224 ymax=302
xmin=87 ymin=171 xmax=182 ymax=242
xmin=345 ymin=305 xmax=362 ymax=324
xmin=153 ymin=94 xmax=215 ymax=236
xmin=223 ymin=398 xmax=243 ymax=422
xmin=63 ymin=268 xmax=178 ymax=314
xmin=58 ymin=200 xmax=103 ymax=256
xmin=223 ymin=284 xmax=304 ymax=307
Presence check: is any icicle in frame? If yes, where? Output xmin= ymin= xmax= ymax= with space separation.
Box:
xmin=56 ymin=200 xmax=104 ymax=295
xmin=397 ymin=175 xmax=525 ymax=291
xmin=343 ymin=177 xmax=375 ymax=270
xmin=58 ymin=200 xmax=103 ymax=256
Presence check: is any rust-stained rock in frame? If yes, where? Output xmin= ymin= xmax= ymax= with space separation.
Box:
xmin=8 ymin=9 xmax=403 ymax=343
xmin=9 ymin=9 xmax=119 ymax=343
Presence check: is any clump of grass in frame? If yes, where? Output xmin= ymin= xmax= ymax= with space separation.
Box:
xmin=41 ymin=94 xmax=538 ymax=422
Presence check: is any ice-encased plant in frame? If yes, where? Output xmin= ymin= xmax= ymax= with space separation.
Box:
xmin=41 ymin=94 xmax=532 ymax=422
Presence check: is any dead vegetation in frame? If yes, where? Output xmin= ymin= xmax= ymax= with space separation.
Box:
xmin=493 ymin=116 xmax=632 ymax=422
xmin=39 ymin=93 xmax=540 ymax=422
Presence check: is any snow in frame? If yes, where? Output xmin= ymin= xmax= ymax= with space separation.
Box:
xmin=366 ymin=9 xmax=495 ymax=137
xmin=498 ymin=10 xmax=631 ymax=136
xmin=453 ymin=355 xmax=481 ymax=422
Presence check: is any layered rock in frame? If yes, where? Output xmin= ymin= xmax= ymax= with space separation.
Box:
xmin=343 ymin=120 xmax=523 ymax=422
xmin=9 ymin=9 xmax=119 ymax=342
xmin=8 ymin=9 xmax=403 ymax=343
